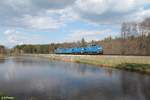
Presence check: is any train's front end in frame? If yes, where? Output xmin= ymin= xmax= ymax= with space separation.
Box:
xmin=96 ymin=45 xmax=103 ymax=54
xmin=84 ymin=44 xmax=103 ymax=54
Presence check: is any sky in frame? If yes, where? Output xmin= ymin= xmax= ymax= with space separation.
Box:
xmin=0 ymin=0 xmax=150 ymax=47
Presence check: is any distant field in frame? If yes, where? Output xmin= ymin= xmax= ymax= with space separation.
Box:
xmin=26 ymin=54 xmax=150 ymax=75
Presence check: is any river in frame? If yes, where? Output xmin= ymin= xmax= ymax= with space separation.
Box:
xmin=0 ymin=56 xmax=150 ymax=100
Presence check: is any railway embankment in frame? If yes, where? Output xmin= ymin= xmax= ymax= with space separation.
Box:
xmin=25 ymin=54 xmax=150 ymax=75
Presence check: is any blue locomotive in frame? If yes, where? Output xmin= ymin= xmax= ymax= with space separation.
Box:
xmin=54 ymin=44 xmax=103 ymax=55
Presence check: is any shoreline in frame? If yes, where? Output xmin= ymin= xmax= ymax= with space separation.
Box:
xmin=24 ymin=54 xmax=150 ymax=75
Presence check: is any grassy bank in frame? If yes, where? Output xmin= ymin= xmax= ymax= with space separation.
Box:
xmin=26 ymin=54 xmax=150 ymax=75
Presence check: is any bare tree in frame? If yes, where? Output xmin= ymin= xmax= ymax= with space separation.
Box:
xmin=81 ymin=38 xmax=86 ymax=47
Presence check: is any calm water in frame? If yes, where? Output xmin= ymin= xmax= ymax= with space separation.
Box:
xmin=0 ymin=56 xmax=150 ymax=100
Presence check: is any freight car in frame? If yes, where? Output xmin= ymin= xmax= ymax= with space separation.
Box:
xmin=54 ymin=44 xmax=103 ymax=55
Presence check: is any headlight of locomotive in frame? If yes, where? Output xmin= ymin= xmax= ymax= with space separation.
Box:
xmin=98 ymin=47 xmax=101 ymax=50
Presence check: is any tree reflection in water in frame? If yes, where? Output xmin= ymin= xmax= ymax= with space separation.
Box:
xmin=0 ymin=57 xmax=149 ymax=100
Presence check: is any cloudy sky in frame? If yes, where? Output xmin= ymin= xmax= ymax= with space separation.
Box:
xmin=0 ymin=0 xmax=150 ymax=47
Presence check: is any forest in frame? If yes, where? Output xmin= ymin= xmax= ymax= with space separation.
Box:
xmin=0 ymin=45 xmax=5 ymax=56
xmin=3 ymin=17 xmax=150 ymax=56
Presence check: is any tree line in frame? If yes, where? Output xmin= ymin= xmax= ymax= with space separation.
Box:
xmin=95 ymin=18 xmax=150 ymax=55
xmin=120 ymin=18 xmax=150 ymax=55
xmin=12 ymin=38 xmax=87 ymax=55
xmin=10 ymin=17 xmax=150 ymax=56
xmin=0 ymin=45 xmax=6 ymax=55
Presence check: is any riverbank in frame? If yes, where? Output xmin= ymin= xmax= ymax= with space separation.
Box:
xmin=0 ymin=54 xmax=5 ymax=59
xmin=25 ymin=54 xmax=150 ymax=75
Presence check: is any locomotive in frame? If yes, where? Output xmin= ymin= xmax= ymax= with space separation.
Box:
xmin=54 ymin=44 xmax=103 ymax=55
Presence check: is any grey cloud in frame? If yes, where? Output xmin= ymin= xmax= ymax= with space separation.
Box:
xmin=0 ymin=0 xmax=75 ymax=13
xmin=73 ymin=0 xmax=150 ymax=24
xmin=31 ymin=0 xmax=75 ymax=9
xmin=0 ymin=0 xmax=149 ymax=30
xmin=0 ymin=0 xmax=75 ymax=29
xmin=74 ymin=9 xmax=136 ymax=24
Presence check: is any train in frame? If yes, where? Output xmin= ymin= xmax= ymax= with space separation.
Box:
xmin=54 ymin=44 xmax=103 ymax=55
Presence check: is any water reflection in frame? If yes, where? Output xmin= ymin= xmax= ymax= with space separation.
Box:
xmin=120 ymin=72 xmax=150 ymax=100
xmin=0 ymin=57 xmax=149 ymax=100
xmin=0 ymin=58 xmax=5 ymax=63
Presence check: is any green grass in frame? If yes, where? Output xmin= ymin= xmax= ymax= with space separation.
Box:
xmin=115 ymin=63 xmax=150 ymax=74
xmin=0 ymin=92 xmax=15 ymax=100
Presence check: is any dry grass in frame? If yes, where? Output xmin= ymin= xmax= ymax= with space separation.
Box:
xmin=27 ymin=54 xmax=150 ymax=75
xmin=0 ymin=54 xmax=5 ymax=59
